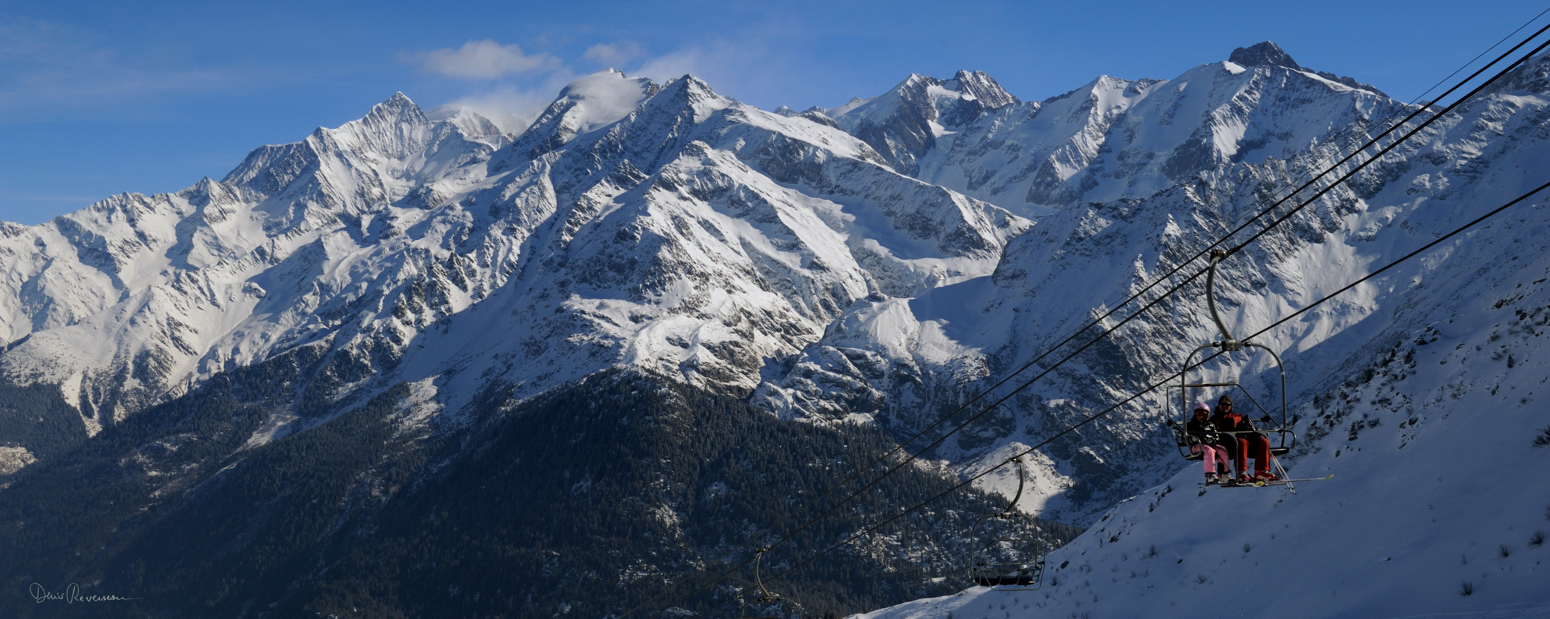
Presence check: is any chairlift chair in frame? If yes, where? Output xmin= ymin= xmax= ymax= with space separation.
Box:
xmin=737 ymin=548 xmax=792 ymax=619
xmin=968 ymin=457 xmax=1047 ymax=590
xmin=1164 ymin=250 xmax=1297 ymax=478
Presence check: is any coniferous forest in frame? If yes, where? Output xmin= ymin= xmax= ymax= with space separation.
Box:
xmin=0 ymin=346 xmax=1076 ymax=618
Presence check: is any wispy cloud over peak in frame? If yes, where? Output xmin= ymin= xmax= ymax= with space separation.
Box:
xmin=581 ymin=41 xmax=644 ymax=68
xmin=406 ymin=40 xmax=560 ymax=80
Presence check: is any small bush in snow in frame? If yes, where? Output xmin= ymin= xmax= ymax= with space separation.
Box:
xmin=1500 ymin=545 xmax=1512 ymax=558
xmin=1461 ymin=581 xmax=1474 ymax=596
xmin=1533 ymin=426 xmax=1550 ymax=447
xmin=1530 ymin=531 xmax=1545 ymax=547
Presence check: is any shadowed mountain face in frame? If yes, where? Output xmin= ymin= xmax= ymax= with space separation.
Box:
xmin=3 ymin=44 xmax=1550 ymax=617
xmin=0 ymin=362 xmax=1077 ymax=617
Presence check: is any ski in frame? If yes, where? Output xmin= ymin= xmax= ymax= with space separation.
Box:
xmin=1210 ymin=474 xmax=1333 ymax=488
xmin=1198 ymin=474 xmax=1333 ymax=492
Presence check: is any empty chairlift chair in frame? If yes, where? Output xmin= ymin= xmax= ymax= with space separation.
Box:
xmin=737 ymin=547 xmax=797 ymax=619
xmin=969 ymin=456 xmax=1047 ymax=590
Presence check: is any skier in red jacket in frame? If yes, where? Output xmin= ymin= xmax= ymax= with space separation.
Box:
xmin=1210 ymin=395 xmax=1274 ymax=482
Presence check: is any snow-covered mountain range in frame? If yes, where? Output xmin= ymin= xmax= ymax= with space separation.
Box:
xmin=0 ymin=69 xmax=1026 ymax=443
xmin=2 ymin=40 xmax=1549 ymax=617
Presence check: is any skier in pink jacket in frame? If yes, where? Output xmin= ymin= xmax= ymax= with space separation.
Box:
xmin=1185 ymin=402 xmax=1232 ymax=484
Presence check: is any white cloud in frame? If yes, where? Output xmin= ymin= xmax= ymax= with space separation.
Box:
xmin=581 ymin=41 xmax=644 ymax=68
xmin=409 ymin=40 xmax=560 ymax=80
xmin=631 ymin=39 xmax=771 ymax=95
xmin=427 ymin=69 xmax=578 ymax=134
xmin=431 ymin=88 xmax=549 ymax=134
xmin=633 ymin=47 xmax=706 ymax=83
xmin=414 ymin=34 xmax=779 ymax=136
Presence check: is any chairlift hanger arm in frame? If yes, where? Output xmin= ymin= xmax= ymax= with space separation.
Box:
xmin=751 ymin=548 xmax=779 ymax=604
xmin=1003 ymin=456 xmax=1025 ymax=514
xmin=1205 ymin=249 xmax=1242 ymax=351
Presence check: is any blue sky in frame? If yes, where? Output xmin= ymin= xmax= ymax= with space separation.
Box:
xmin=2 ymin=0 xmax=1546 ymax=224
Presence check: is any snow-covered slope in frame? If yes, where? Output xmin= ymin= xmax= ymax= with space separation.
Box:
xmin=0 ymin=92 xmax=510 ymax=433
xmin=392 ymin=74 xmax=1030 ymax=416
xmin=814 ymin=70 xmax=1020 ymax=177
xmin=855 ymin=201 xmax=1550 ymax=617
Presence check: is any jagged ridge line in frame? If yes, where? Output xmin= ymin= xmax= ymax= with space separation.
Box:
xmin=1237 ymin=5 xmax=1550 ymax=233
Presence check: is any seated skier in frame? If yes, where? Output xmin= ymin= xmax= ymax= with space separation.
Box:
xmin=1210 ymin=395 xmax=1275 ymax=482
xmin=1185 ymin=402 xmax=1231 ymax=484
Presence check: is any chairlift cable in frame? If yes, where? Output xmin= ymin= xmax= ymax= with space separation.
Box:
xmin=735 ymin=179 xmax=1550 ymax=610
xmin=1220 ymin=34 xmax=1550 ymax=260
xmin=1226 ymin=8 xmax=1550 ymax=234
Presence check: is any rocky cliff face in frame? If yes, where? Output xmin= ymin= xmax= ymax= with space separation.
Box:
xmin=811 ymin=70 xmax=1020 ymax=176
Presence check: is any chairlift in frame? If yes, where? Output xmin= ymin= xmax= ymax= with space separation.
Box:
xmin=1164 ymin=249 xmax=1298 ymax=487
xmin=968 ymin=456 xmax=1047 ymax=590
xmin=736 ymin=548 xmax=795 ymax=619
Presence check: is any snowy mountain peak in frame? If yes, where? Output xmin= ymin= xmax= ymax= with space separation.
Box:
xmin=660 ymin=73 xmax=720 ymax=100
xmin=888 ymin=44 xmax=1407 ymax=216
xmin=380 ymin=90 xmax=417 ymax=109
xmin=821 ymin=70 xmax=1021 ymax=174
xmin=514 ymin=70 xmax=661 ymax=156
xmin=946 ymin=69 xmax=1019 ymax=109
xmin=1228 ymin=41 xmax=1386 ymax=96
xmin=177 ymin=176 xmax=234 ymax=208
xmin=440 ymin=108 xmax=508 ymax=144
xmin=1228 ymin=40 xmax=1302 ymax=70
xmin=355 ymin=92 xmax=428 ymax=136
xmin=555 ymin=69 xmax=656 ymax=106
